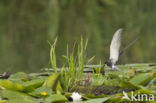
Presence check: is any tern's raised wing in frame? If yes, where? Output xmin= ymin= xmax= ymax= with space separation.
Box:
xmin=109 ymin=28 xmax=122 ymax=64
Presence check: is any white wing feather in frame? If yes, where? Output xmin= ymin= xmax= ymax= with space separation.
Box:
xmin=109 ymin=28 xmax=122 ymax=64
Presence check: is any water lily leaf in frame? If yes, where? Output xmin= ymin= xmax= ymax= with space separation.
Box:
xmin=82 ymin=94 xmax=106 ymax=99
xmin=22 ymin=78 xmax=44 ymax=92
xmin=149 ymin=85 xmax=156 ymax=91
xmin=0 ymin=100 xmax=7 ymax=103
xmin=129 ymin=73 xmax=153 ymax=86
xmin=0 ymin=80 xmax=24 ymax=91
xmin=29 ymin=86 xmax=53 ymax=97
xmin=9 ymin=72 xmax=28 ymax=83
xmin=43 ymin=73 xmax=59 ymax=90
xmin=135 ymin=89 xmax=156 ymax=95
xmin=0 ymin=80 xmax=12 ymax=89
xmin=82 ymin=97 xmax=109 ymax=103
xmin=0 ymin=90 xmax=36 ymax=103
xmin=124 ymin=63 xmax=149 ymax=67
xmin=45 ymin=94 xmax=67 ymax=103
xmin=120 ymin=80 xmax=141 ymax=89
xmin=105 ymin=97 xmax=130 ymax=103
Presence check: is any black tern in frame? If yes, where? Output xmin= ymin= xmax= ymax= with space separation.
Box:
xmin=105 ymin=28 xmax=138 ymax=70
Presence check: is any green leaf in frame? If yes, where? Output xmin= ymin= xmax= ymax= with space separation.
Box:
xmin=56 ymin=81 xmax=63 ymax=94
xmin=82 ymin=97 xmax=109 ymax=103
xmin=0 ymin=80 xmax=24 ymax=91
xmin=129 ymin=73 xmax=153 ymax=86
xmin=50 ymin=38 xmax=57 ymax=73
xmin=43 ymin=73 xmax=59 ymax=91
xmin=29 ymin=86 xmax=53 ymax=97
xmin=22 ymin=78 xmax=44 ymax=92
xmin=0 ymin=90 xmax=36 ymax=103
xmin=0 ymin=100 xmax=7 ymax=103
xmin=120 ymin=80 xmax=141 ymax=89
xmin=82 ymin=94 xmax=106 ymax=99
xmin=45 ymin=94 xmax=67 ymax=103
xmin=8 ymin=72 xmax=28 ymax=83
xmin=105 ymin=97 xmax=130 ymax=103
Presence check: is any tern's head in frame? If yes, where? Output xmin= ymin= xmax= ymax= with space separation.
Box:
xmin=105 ymin=60 xmax=112 ymax=68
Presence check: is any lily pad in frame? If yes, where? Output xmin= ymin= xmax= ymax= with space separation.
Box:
xmin=45 ymin=94 xmax=68 ymax=103
xmin=129 ymin=73 xmax=153 ymax=86
xmin=22 ymin=78 xmax=44 ymax=92
xmin=0 ymin=90 xmax=36 ymax=103
xmin=29 ymin=86 xmax=53 ymax=97
xmin=0 ymin=80 xmax=24 ymax=91
xmin=120 ymin=80 xmax=141 ymax=90
xmin=82 ymin=97 xmax=109 ymax=103
xmin=9 ymin=72 xmax=28 ymax=83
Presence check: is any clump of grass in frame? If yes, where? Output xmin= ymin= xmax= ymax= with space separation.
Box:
xmin=77 ymin=37 xmax=86 ymax=77
xmin=49 ymin=38 xmax=57 ymax=73
xmin=60 ymin=38 xmax=88 ymax=91
xmin=49 ymin=38 xmax=90 ymax=91
xmin=60 ymin=43 xmax=77 ymax=91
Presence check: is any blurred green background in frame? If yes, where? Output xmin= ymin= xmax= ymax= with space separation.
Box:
xmin=0 ymin=0 xmax=155 ymax=73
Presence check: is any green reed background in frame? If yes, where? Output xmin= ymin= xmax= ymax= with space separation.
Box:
xmin=0 ymin=0 xmax=155 ymax=72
